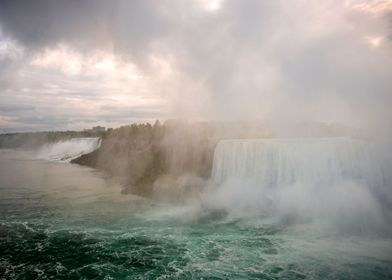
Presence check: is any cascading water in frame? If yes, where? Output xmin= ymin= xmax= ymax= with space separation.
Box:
xmin=208 ymin=137 xmax=392 ymax=232
xmin=35 ymin=137 xmax=101 ymax=162
xmin=212 ymin=138 xmax=386 ymax=187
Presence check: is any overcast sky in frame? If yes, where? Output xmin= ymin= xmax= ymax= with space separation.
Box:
xmin=0 ymin=0 xmax=391 ymax=132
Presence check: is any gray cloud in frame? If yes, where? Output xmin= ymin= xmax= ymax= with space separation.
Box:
xmin=0 ymin=0 xmax=172 ymax=62
xmin=0 ymin=0 xmax=391 ymax=132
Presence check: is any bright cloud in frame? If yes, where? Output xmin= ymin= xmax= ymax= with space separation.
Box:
xmin=345 ymin=0 xmax=392 ymax=14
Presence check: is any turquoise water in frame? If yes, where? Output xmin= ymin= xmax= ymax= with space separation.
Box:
xmin=1 ymin=150 xmax=392 ymax=279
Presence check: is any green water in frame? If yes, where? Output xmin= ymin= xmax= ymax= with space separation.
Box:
xmin=0 ymin=150 xmax=391 ymax=279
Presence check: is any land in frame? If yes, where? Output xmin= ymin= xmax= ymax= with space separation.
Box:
xmin=72 ymin=121 xmax=217 ymax=197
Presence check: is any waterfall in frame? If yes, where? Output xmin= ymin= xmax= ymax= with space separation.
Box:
xmin=208 ymin=137 xmax=392 ymax=231
xmin=35 ymin=137 xmax=101 ymax=162
xmin=212 ymin=138 xmax=386 ymax=188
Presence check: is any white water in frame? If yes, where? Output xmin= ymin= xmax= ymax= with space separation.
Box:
xmin=35 ymin=137 xmax=101 ymax=162
xmin=208 ymin=138 xmax=392 ymax=232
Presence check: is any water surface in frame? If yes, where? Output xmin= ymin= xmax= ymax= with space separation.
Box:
xmin=0 ymin=150 xmax=391 ymax=279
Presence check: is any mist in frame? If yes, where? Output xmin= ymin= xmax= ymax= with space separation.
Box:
xmin=0 ymin=0 xmax=391 ymax=233
xmin=1 ymin=1 xmax=392 ymax=279
xmin=202 ymin=138 xmax=392 ymax=234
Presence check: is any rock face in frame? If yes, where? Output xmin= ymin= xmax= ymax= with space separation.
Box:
xmin=72 ymin=121 xmax=217 ymax=196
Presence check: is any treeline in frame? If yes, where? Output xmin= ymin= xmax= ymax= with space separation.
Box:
xmin=0 ymin=130 xmax=105 ymax=149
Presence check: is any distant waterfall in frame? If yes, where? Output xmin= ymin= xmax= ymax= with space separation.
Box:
xmin=35 ymin=137 xmax=101 ymax=162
